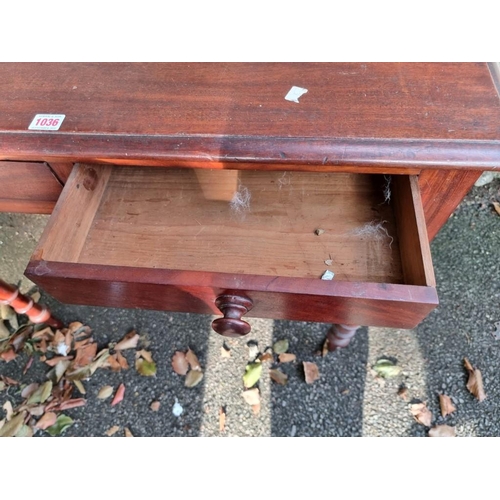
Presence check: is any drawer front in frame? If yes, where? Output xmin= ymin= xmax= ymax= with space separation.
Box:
xmin=0 ymin=161 xmax=62 ymax=213
xmin=26 ymin=164 xmax=438 ymax=329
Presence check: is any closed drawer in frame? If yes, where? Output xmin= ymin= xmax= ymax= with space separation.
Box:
xmin=25 ymin=164 xmax=438 ymax=332
xmin=0 ymin=161 xmax=62 ymax=213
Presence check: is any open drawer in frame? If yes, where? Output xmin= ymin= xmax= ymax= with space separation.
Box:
xmin=25 ymin=164 xmax=438 ymax=336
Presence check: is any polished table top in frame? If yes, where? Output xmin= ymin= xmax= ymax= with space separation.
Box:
xmin=0 ymin=63 xmax=499 ymax=170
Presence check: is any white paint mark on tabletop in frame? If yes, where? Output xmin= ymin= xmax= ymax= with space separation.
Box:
xmin=285 ymin=86 xmax=308 ymax=103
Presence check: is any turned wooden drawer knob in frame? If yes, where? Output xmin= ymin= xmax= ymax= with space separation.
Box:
xmin=212 ymin=295 xmax=253 ymax=337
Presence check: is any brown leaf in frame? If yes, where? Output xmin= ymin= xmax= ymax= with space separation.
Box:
xmin=269 ymin=369 xmax=288 ymax=385
xmin=97 ymin=386 xmax=114 ymax=400
xmin=3 ymin=401 xmax=13 ymax=420
xmin=150 ymin=401 xmax=161 ymax=412
xmin=51 ymin=398 xmax=86 ymax=412
xmin=136 ymin=349 xmax=153 ymax=363
xmin=21 ymin=383 xmax=39 ymax=399
xmin=73 ymin=380 xmax=86 ymax=395
xmin=220 ymin=346 xmax=231 ymax=358
xmin=23 ymin=356 xmax=34 ymax=375
xmin=105 ymin=425 xmax=120 ymax=436
xmin=45 ymin=356 xmax=74 ymax=367
xmin=35 ymin=412 xmax=57 ymax=430
xmin=111 ymin=384 xmax=125 ymax=406
xmin=439 ymin=394 xmax=456 ymax=417
xmin=279 ymin=353 xmax=296 ymax=363
xmin=322 ymin=338 xmax=329 ymax=357
xmin=73 ymin=342 xmax=98 ymax=367
xmin=464 ymin=358 xmax=486 ymax=402
xmin=114 ymin=330 xmax=140 ymax=350
xmin=0 ymin=411 xmax=26 ymax=437
xmin=116 ymin=351 xmax=129 ymax=370
xmin=1 ymin=348 xmax=16 ymax=362
xmin=1 ymin=375 xmax=19 ymax=386
xmin=258 ymin=352 xmax=273 ymax=362
xmin=303 ymin=362 xmax=320 ymax=384
xmin=186 ymin=348 xmax=201 ymax=371
xmin=28 ymin=405 xmax=46 ymax=417
xmin=171 ymin=351 xmax=189 ymax=375
xmin=32 ymin=326 xmax=54 ymax=341
xmin=185 ymin=370 xmax=204 ymax=388
xmin=410 ymin=402 xmax=433 ymax=427
xmin=106 ymin=353 xmax=123 ymax=372
xmin=241 ymin=388 xmax=260 ymax=406
xmin=492 ymin=201 xmax=500 ymax=216
xmin=124 ymin=427 xmax=134 ymax=437
xmin=397 ymin=385 xmax=409 ymax=401
xmin=429 ymin=425 xmax=456 ymax=437
xmin=219 ymin=407 xmax=226 ymax=432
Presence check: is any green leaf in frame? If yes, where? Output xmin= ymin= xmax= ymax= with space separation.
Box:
xmin=135 ymin=359 xmax=157 ymax=377
xmin=15 ymin=424 xmax=34 ymax=437
xmin=243 ymin=362 xmax=262 ymax=389
xmin=27 ymin=381 xmax=53 ymax=405
xmin=373 ymin=359 xmax=402 ymax=378
xmin=46 ymin=414 xmax=74 ymax=436
xmin=273 ymin=339 xmax=289 ymax=354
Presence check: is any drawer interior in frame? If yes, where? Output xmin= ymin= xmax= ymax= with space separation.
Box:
xmin=31 ymin=164 xmax=434 ymax=289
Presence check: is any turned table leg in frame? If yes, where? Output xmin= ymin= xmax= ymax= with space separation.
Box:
xmin=327 ymin=323 xmax=360 ymax=351
xmin=0 ymin=279 xmax=63 ymax=329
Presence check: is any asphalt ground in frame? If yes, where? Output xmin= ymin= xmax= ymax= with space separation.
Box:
xmin=1 ymin=178 xmax=499 ymax=437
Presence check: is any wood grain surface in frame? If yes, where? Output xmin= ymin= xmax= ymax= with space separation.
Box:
xmin=1 ymin=63 xmax=499 ymax=170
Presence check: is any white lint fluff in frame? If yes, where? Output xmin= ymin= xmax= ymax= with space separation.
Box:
xmin=351 ymin=221 xmax=394 ymax=248
xmin=229 ymin=184 xmax=251 ymax=215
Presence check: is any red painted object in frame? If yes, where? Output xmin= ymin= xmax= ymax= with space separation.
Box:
xmin=0 ymin=279 xmax=63 ymax=329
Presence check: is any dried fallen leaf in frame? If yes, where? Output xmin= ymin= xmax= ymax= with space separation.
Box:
xmin=3 ymin=401 xmax=13 ymax=420
xmin=73 ymin=379 xmax=86 ymax=395
xmin=252 ymin=404 xmax=261 ymax=415
xmin=105 ymin=425 xmax=120 ymax=436
xmin=220 ymin=345 xmax=231 ymax=358
xmin=21 ymin=383 xmax=39 ymax=399
xmin=73 ymin=342 xmax=98 ymax=367
xmin=35 ymin=412 xmax=57 ymax=430
xmin=111 ymin=384 xmax=125 ymax=406
xmin=150 ymin=401 xmax=161 ymax=412
xmin=242 ymin=388 xmax=260 ymax=406
xmin=136 ymin=349 xmax=153 ymax=363
xmin=0 ymin=411 xmax=26 ymax=437
xmin=439 ymin=394 xmax=456 ymax=418
xmin=397 ymin=385 xmax=409 ymax=401
xmin=51 ymin=398 xmax=86 ymax=412
xmin=185 ymin=370 xmax=204 ymax=388
xmin=186 ymin=348 xmax=201 ymax=371
xmin=303 ymin=362 xmax=320 ymax=384
xmin=114 ymin=330 xmax=140 ymax=350
xmin=1 ymin=348 xmax=16 ymax=362
xmin=322 ymin=338 xmax=329 ymax=357
xmin=315 ymin=228 xmax=325 ymax=235
xmin=46 ymin=414 xmax=74 ymax=436
xmin=116 ymin=351 xmax=129 ymax=370
xmin=135 ymin=358 xmax=157 ymax=377
xmin=273 ymin=339 xmax=289 ymax=354
xmin=279 ymin=353 xmax=296 ymax=363
xmin=269 ymin=369 xmax=288 ymax=385
xmin=171 ymin=351 xmax=189 ymax=375
xmin=124 ymin=427 xmax=134 ymax=437
xmin=27 ymin=381 xmax=53 ymax=405
xmin=243 ymin=362 xmax=262 ymax=389
xmin=259 ymin=352 xmax=273 ymax=362
xmin=410 ymin=402 xmax=433 ymax=427
xmin=0 ymin=320 xmax=10 ymax=340
xmin=429 ymin=425 xmax=456 ymax=437
xmin=492 ymin=201 xmax=500 ymax=216
xmin=15 ymin=424 xmax=33 ymax=437
xmin=373 ymin=358 xmax=402 ymax=378
xmin=30 ymin=291 xmax=41 ymax=303
xmin=464 ymin=358 xmax=486 ymax=402
xmin=219 ymin=407 xmax=226 ymax=432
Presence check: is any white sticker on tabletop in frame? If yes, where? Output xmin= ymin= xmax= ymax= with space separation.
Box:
xmin=28 ymin=114 xmax=65 ymax=131
xmin=284 ymin=86 xmax=308 ymax=103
